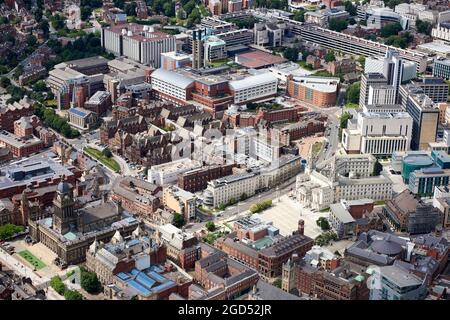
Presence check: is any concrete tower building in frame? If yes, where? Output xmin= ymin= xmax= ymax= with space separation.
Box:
xmin=192 ymin=29 xmax=206 ymax=70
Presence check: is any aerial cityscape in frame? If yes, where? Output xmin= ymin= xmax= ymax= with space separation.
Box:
xmin=0 ymin=0 xmax=450 ymax=303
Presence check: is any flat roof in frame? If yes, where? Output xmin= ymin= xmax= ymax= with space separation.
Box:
xmin=380 ymin=265 xmax=423 ymax=288
xmin=330 ymin=203 xmax=355 ymax=224
xmin=151 ymin=68 xmax=195 ymax=89
xmin=105 ymin=23 xmax=174 ymax=42
xmin=235 ymin=50 xmax=287 ymax=68
xmin=418 ymin=41 xmax=450 ymax=55
xmin=229 ymin=72 xmax=277 ymax=91
xmin=291 ymin=75 xmax=340 ymax=92
xmin=0 ymin=130 xmax=42 ymax=149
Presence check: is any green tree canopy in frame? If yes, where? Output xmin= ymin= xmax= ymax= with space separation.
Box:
xmin=346 ymin=81 xmax=361 ymax=104
xmin=324 ymin=50 xmax=336 ymax=63
xmin=293 ymin=10 xmax=305 ymax=22
xmin=80 ymin=268 xmax=102 ymax=294
xmin=205 ymin=221 xmax=216 ymax=232
xmin=329 ymin=18 xmax=348 ymax=32
xmin=172 ymin=213 xmax=185 ymax=228
xmin=33 ymin=80 xmax=47 ymax=92
xmin=0 ymin=77 xmax=10 ymax=88
xmin=102 ymin=148 xmax=113 ymax=158
xmin=283 ymin=47 xmax=300 ymax=62
xmin=272 ymin=278 xmax=282 ymax=288
xmin=0 ymin=224 xmax=24 ymax=240
xmin=344 ymin=1 xmax=357 ymax=16
xmin=316 ymin=217 xmax=330 ymax=231
xmin=416 ymin=19 xmax=432 ymax=36
xmin=64 ymin=289 xmax=83 ymax=300
xmin=372 ymin=160 xmax=383 ymax=176
xmin=380 ymin=22 xmax=402 ymax=38
xmin=50 ymin=276 xmax=66 ymax=295
xmin=340 ymin=112 xmax=353 ymax=129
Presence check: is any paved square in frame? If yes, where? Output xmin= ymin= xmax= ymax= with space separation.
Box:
xmin=257 ymin=195 xmax=329 ymax=239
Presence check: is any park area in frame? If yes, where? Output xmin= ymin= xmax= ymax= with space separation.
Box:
xmin=84 ymin=147 xmax=120 ymax=173
xmin=18 ymin=250 xmax=46 ymax=270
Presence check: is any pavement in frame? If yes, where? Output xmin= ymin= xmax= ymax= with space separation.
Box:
xmin=257 ymin=194 xmax=329 ymax=239
xmin=0 ymin=247 xmax=49 ymax=286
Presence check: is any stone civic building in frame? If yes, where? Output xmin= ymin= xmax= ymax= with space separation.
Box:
xmin=28 ymin=182 xmax=139 ymax=265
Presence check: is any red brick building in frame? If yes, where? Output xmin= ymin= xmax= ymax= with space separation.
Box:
xmin=0 ymin=131 xmax=44 ymax=158
xmin=277 ymin=120 xmax=325 ymax=145
xmin=177 ymin=164 xmax=234 ymax=193
xmin=190 ymin=76 xmax=234 ymax=114
xmin=0 ymin=97 xmax=34 ymax=132
xmin=287 ymin=75 xmax=339 ymax=107
xmin=217 ymin=231 xmax=314 ymax=279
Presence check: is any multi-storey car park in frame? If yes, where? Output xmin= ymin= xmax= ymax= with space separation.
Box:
xmin=239 ymin=9 xmax=429 ymax=73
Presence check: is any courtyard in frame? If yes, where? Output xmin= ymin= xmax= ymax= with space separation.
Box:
xmin=11 ymin=239 xmax=61 ymax=278
xmin=18 ymin=250 xmax=46 ymax=270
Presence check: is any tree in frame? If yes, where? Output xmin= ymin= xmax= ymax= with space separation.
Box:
xmin=205 ymin=221 xmax=216 ymax=232
xmin=33 ymin=80 xmax=47 ymax=92
xmin=272 ymin=278 xmax=282 ymax=288
xmin=346 ymin=81 xmax=360 ymax=104
xmin=102 ymin=148 xmax=112 ymax=158
xmin=293 ymin=10 xmax=305 ymax=22
xmin=380 ymin=22 xmax=402 ymax=38
xmin=316 ymin=217 xmax=330 ymax=231
xmin=329 ymin=18 xmax=348 ymax=32
xmin=416 ymin=19 xmax=431 ymax=36
xmin=182 ymin=0 xmax=195 ymax=16
xmin=0 ymin=77 xmax=10 ymax=88
xmin=344 ymin=1 xmax=357 ymax=16
xmin=357 ymin=56 xmax=365 ymax=68
xmin=50 ymin=276 xmax=66 ymax=295
xmin=80 ymin=268 xmax=102 ymax=294
xmin=80 ymin=6 xmax=93 ymax=21
xmin=385 ymin=0 xmax=403 ymax=9
xmin=240 ymin=193 xmax=248 ymax=201
xmin=172 ymin=213 xmax=185 ymax=228
xmin=64 ymin=289 xmax=83 ymax=300
xmin=13 ymin=65 xmax=23 ymax=80
xmin=26 ymin=35 xmax=37 ymax=48
xmin=324 ymin=50 xmax=336 ymax=63
xmin=340 ymin=112 xmax=353 ymax=129
xmin=283 ymin=47 xmax=300 ymax=62
xmin=163 ymin=2 xmax=175 ymax=17
xmin=125 ymin=2 xmax=137 ymax=16
xmin=114 ymin=0 xmax=125 ymax=9
xmin=372 ymin=160 xmax=383 ymax=176
xmin=0 ymin=224 xmax=24 ymax=240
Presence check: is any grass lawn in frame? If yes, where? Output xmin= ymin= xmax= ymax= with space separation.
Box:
xmin=207 ymin=58 xmax=231 ymax=68
xmin=296 ymin=60 xmax=314 ymax=70
xmin=374 ymin=200 xmax=386 ymax=206
xmin=319 ymin=207 xmax=330 ymax=212
xmin=312 ymin=141 xmax=323 ymax=156
xmin=84 ymin=147 xmax=120 ymax=173
xmin=345 ymin=103 xmax=359 ymax=109
xmin=18 ymin=250 xmax=46 ymax=270
xmin=45 ymin=99 xmax=57 ymax=107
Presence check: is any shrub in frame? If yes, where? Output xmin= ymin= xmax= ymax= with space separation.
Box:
xmin=64 ymin=289 xmax=83 ymax=300
xmin=249 ymin=199 xmax=273 ymax=214
xmin=50 ymin=276 xmax=66 ymax=295
xmin=205 ymin=221 xmax=216 ymax=232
